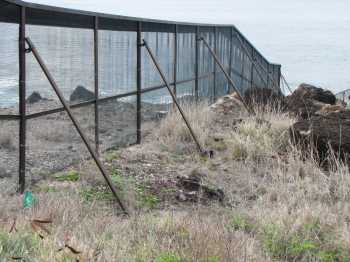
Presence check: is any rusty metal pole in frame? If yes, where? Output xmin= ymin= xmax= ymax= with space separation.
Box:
xmin=199 ymin=36 xmax=254 ymax=115
xmin=173 ymin=24 xmax=178 ymax=98
xmin=25 ymin=37 xmax=128 ymax=214
xmin=213 ymin=27 xmax=217 ymax=101
xmin=136 ymin=22 xmax=142 ymax=144
xmin=94 ymin=16 xmax=100 ymax=154
xmin=195 ymin=26 xmax=199 ymax=101
xmin=228 ymin=27 xmax=233 ymax=93
xmin=142 ymin=39 xmax=206 ymax=154
xmin=18 ymin=6 xmax=26 ymax=193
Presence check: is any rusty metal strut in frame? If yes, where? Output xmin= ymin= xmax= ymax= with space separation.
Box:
xmin=198 ymin=37 xmax=255 ymax=115
xmin=25 ymin=37 xmax=128 ymax=215
xmin=142 ymin=39 xmax=206 ymax=155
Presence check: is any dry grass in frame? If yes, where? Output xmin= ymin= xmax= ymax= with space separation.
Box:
xmin=1 ymin=99 xmax=350 ymax=261
xmin=156 ymin=101 xmax=214 ymax=153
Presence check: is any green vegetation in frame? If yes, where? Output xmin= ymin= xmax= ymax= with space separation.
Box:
xmin=55 ymin=170 xmax=80 ymax=182
xmin=105 ymin=150 xmax=120 ymax=162
xmin=0 ymin=229 xmax=39 ymax=261
xmin=154 ymin=252 xmax=182 ymax=262
xmin=263 ymin=221 xmax=350 ymax=261
xmin=230 ymin=214 xmax=254 ymax=233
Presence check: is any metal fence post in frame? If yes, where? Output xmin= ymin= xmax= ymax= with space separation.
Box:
xmin=136 ymin=22 xmax=142 ymax=144
xmin=228 ymin=27 xmax=233 ymax=93
xmin=174 ymin=24 xmax=178 ymax=98
xmin=19 ymin=6 xmax=26 ymax=193
xmin=94 ymin=16 xmax=100 ymax=154
xmin=250 ymin=49 xmax=254 ymax=89
xmin=213 ymin=27 xmax=217 ymax=101
xmin=195 ymin=26 xmax=199 ymax=101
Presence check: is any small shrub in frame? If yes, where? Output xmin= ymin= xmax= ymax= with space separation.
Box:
xmin=154 ymin=252 xmax=182 ymax=262
xmin=55 ymin=170 xmax=80 ymax=182
xmin=80 ymin=186 xmax=114 ymax=202
xmin=105 ymin=150 xmax=120 ymax=162
xmin=230 ymin=214 xmax=254 ymax=233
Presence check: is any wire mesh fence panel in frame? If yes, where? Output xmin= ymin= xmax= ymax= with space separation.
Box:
xmin=142 ymin=32 xmax=175 ymax=89
xmin=141 ymin=89 xmax=172 ymax=135
xmin=231 ymin=35 xmax=244 ymax=93
xmin=176 ymin=80 xmax=196 ymax=102
xmin=98 ymin=96 xmax=137 ymax=152
xmin=26 ymin=26 xmax=95 ymax=114
xmin=215 ymin=28 xmax=230 ymax=98
xmin=177 ymin=26 xmax=196 ymax=83
xmin=0 ymin=22 xmax=19 ymax=112
xmin=26 ymin=106 xmax=95 ymax=179
xmin=99 ymin=30 xmax=137 ymax=97
xmin=198 ymin=28 xmax=215 ymax=100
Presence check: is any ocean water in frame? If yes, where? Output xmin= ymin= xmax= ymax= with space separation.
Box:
xmin=230 ymin=0 xmax=350 ymax=94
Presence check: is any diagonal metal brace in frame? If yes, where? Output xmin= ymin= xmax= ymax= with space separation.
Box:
xmin=25 ymin=37 xmax=128 ymax=215
xmin=198 ymin=36 xmax=255 ymax=115
xmin=142 ymin=39 xmax=207 ymax=155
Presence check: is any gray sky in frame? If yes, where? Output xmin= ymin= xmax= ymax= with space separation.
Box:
xmin=27 ymin=0 xmax=349 ymax=24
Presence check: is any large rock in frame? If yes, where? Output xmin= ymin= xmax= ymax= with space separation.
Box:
xmin=286 ymin=84 xmax=336 ymax=119
xmin=244 ymin=87 xmax=285 ymax=110
xmin=70 ymin=85 xmax=95 ymax=102
xmin=293 ymin=83 xmax=336 ymax=104
xmin=26 ymin=92 xmax=43 ymax=104
xmin=291 ymin=109 xmax=350 ymax=161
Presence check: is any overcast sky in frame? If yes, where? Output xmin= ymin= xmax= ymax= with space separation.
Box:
xmin=26 ymin=0 xmax=349 ymax=24
xmin=25 ymin=0 xmax=350 ymax=91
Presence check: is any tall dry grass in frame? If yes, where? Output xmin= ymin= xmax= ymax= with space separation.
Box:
xmin=156 ymin=101 xmax=214 ymax=153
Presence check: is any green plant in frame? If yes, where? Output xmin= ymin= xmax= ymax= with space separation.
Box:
xmin=0 ymin=229 xmax=39 ymax=261
xmin=262 ymin=222 xmax=350 ymax=262
xmin=80 ymin=186 xmax=114 ymax=202
xmin=105 ymin=151 xmax=120 ymax=162
xmin=154 ymin=252 xmax=182 ymax=262
xmin=206 ymin=256 xmax=220 ymax=262
xmin=55 ymin=170 xmax=80 ymax=182
xmin=230 ymin=214 xmax=254 ymax=233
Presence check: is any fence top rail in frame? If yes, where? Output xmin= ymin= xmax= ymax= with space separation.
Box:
xmin=1 ymin=0 xmax=234 ymax=27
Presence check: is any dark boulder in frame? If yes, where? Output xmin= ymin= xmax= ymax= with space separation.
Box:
xmin=26 ymin=92 xmax=43 ymax=104
xmin=290 ymin=109 xmax=350 ymax=162
xmin=70 ymin=85 xmax=95 ymax=102
xmin=292 ymin=83 xmax=336 ymax=104
xmin=286 ymin=84 xmax=336 ymax=119
xmin=244 ymin=87 xmax=285 ymax=110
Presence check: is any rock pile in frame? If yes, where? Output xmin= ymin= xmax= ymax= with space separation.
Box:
xmin=286 ymin=83 xmax=338 ymax=119
xmin=289 ymin=83 xmax=349 ymax=162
